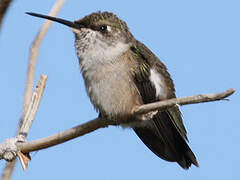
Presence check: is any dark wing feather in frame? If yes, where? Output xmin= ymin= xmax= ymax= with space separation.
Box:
xmin=131 ymin=40 xmax=198 ymax=169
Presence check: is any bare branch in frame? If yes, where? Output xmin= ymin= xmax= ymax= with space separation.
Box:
xmin=20 ymin=118 xmax=110 ymax=153
xmin=17 ymin=88 xmax=235 ymax=154
xmin=0 ymin=0 xmax=13 ymax=31
xmin=1 ymin=0 xmax=65 ymax=179
xmin=133 ymin=88 xmax=236 ymax=115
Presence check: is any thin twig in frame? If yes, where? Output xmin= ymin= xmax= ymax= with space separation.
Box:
xmin=20 ymin=0 xmax=65 ymax=131
xmin=134 ymin=88 xmax=235 ymax=114
xmin=1 ymin=1 xmax=65 ymax=179
xmin=0 ymin=0 xmax=13 ymax=31
xmin=17 ymin=88 xmax=235 ymax=154
xmin=19 ymin=75 xmax=48 ymax=135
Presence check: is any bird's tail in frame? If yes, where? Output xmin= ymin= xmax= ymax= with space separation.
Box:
xmin=133 ymin=111 xmax=198 ymax=169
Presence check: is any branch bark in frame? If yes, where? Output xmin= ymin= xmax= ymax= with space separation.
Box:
xmin=16 ymin=88 xmax=235 ymax=154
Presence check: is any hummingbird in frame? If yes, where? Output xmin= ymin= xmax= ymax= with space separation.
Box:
xmin=26 ymin=11 xmax=198 ymax=169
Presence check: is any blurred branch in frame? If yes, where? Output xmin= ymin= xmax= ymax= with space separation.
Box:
xmin=0 ymin=161 xmax=15 ymax=180
xmin=1 ymin=0 xmax=65 ymax=179
xmin=16 ymin=88 xmax=235 ymax=153
xmin=0 ymin=0 xmax=13 ymax=31
xmin=20 ymin=0 xmax=65 ymax=129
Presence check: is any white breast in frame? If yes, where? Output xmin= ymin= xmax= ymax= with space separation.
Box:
xmin=74 ymin=29 xmax=130 ymax=74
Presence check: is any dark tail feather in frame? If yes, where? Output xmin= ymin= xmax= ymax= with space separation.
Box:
xmin=133 ymin=111 xmax=198 ymax=169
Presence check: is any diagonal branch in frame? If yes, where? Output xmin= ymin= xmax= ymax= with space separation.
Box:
xmin=19 ymin=75 xmax=48 ymax=136
xmin=20 ymin=0 xmax=65 ymax=131
xmin=17 ymin=88 xmax=235 ymax=154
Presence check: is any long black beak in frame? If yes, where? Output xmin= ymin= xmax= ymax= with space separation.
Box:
xmin=26 ymin=12 xmax=84 ymax=29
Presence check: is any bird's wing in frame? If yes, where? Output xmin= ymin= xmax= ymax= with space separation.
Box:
xmin=130 ymin=40 xmax=198 ymax=169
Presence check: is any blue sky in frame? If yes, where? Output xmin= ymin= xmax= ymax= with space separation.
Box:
xmin=0 ymin=0 xmax=239 ymax=179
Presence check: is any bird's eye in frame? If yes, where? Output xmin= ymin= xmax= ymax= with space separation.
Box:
xmin=99 ymin=25 xmax=107 ymax=33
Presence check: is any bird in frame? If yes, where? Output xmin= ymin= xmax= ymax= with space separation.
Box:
xmin=26 ymin=11 xmax=199 ymax=169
